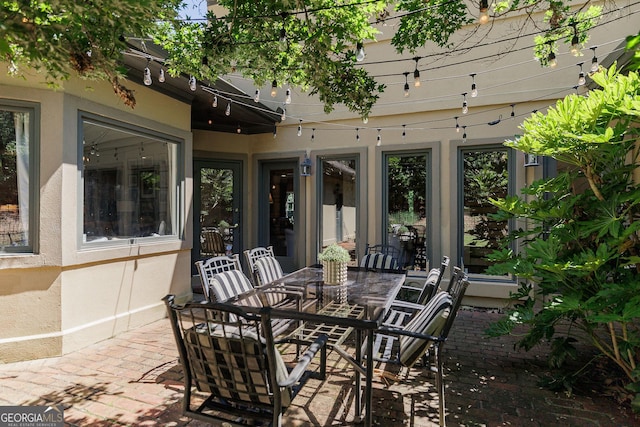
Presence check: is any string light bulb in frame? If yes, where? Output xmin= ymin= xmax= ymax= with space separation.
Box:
xmin=356 ymin=42 xmax=365 ymax=62
xmin=143 ymin=59 xmax=152 ymax=86
xmin=547 ymin=51 xmax=557 ymax=68
xmin=236 ymin=124 xmax=241 ymax=134
xmin=271 ymin=79 xmax=278 ymax=97
xmin=402 ymin=124 xmax=406 ymax=139
xmin=461 ymin=93 xmax=468 ymax=114
xmin=254 ymin=89 xmax=260 ymax=102
xmin=297 ymin=120 xmax=302 ymax=137
xmin=470 ymin=73 xmax=478 ymax=97
xmin=285 ymin=87 xmax=292 ymax=104
xmin=356 ymin=128 xmax=360 ymax=142
xmin=189 ymin=75 xmax=197 ymax=91
xmin=212 ymin=94 xmax=218 ymax=108
xmin=158 ymin=67 xmax=165 ymax=83
xmin=225 ymin=101 xmax=231 ymax=116
xmin=413 ymin=57 xmax=421 ymax=87
xmin=273 ymin=125 xmax=277 ymax=138
xmin=462 ymin=126 xmax=467 ymax=143
xmin=454 ymin=116 xmax=460 ymax=133
xmin=281 ymin=106 xmax=286 ymax=121
xmin=577 ymin=62 xmax=586 ymax=86
xmin=510 ymin=104 xmax=515 ymax=118
xmin=376 ymin=129 xmax=381 ymax=146
xmin=403 ymin=72 xmax=410 ymax=97
xmin=570 ymin=26 xmax=581 ymax=56
xmin=590 ymin=47 xmax=599 ymax=73
xmin=478 ymin=0 xmax=489 ymax=24
xmin=311 ymin=128 xmax=315 ymax=142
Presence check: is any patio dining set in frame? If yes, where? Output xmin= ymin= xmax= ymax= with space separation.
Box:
xmin=165 ymin=247 xmax=469 ymax=427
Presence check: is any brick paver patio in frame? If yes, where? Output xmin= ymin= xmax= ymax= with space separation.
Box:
xmin=1 ymin=308 xmax=639 ymax=426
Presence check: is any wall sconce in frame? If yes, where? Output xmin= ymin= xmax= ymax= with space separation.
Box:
xmin=300 ymin=154 xmax=312 ymax=177
xmin=524 ymin=153 xmax=540 ymax=167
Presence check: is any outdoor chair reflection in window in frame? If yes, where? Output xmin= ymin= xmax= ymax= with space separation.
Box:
xmin=369 ymin=267 xmax=470 ymax=427
xmin=200 ymin=228 xmax=225 ymax=257
xmin=163 ymin=295 xmax=327 ymax=427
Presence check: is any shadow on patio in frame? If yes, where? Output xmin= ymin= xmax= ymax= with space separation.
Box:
xmin=1 ymin=309 xmax=639 ymax=426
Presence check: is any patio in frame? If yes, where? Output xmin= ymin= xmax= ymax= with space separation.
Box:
xmin=1 ymin=307 xmax=638 ymax=426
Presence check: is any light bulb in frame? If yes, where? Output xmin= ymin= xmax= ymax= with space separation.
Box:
xmin=455 ymin=116 xmax=460 ymax=133
xmin=547 ymin=52 xmax=557 ymax=68
xmin=462 ymin=101 xmax=468 ymax=114
xmin=237 ymin=125 xmax=241 ymax=134
xmin=578 ymin=71 xmax=586 ymax=86
xmin=414 ymin=68 xmax=421 ymax=87
xmin=271 ymin=80 xmax=278 ymax=97
xmin=212 ymin=95 xmax=218 ymax=108
xmin=281 ymin=107 xmax=286 ymax=121
xmin=225 ymin=101 xmax=231 ymax=116
xmin=404 ymin=82 xmax=410 ymax=97
xmin=285 ymin=87 xmax=292 ymax=104
xmin=189 ymin=76 xmax=197 ymax=91
xmin=356 ymin=128 xmax=360 ymax=142
xmin=376 ymin=130 xmax=381 ymax=146
xmin=158 ymin=68 xmax=165 ymax=83
xmin=462 ymin=128 xmax=467 ymax=143
xmin=362 ymin=117 xmax=368 ymax=124
xmin=143 ymin=67 xmax=152 ymax=86
xmin=311 ymin=128 xmax=315 ymax=142
xmin=402 ymin=125 xmax=406 ymax=139
xmin=254 ymin=89 xmax=260 ymax=102
xmin=356 ymin=43 xmax=365 ymax=62
xmin=470 ymin=74 xmax=477 ymax=97
xmin=479 ymin=0 xmax=489 ymax=24
xmin=570 ymin=34 xmax=581 ymax=57
xmin=297 ymin=120 xmax=302 ymax=137
xmin=273 ymin=126 xmax=277 ymax=138
xmin=590 ymin=47 xmax=599 ymax=73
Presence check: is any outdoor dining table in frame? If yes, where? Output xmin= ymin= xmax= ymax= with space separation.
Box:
xmin=232 ymin=265 xmax=407 ymax=427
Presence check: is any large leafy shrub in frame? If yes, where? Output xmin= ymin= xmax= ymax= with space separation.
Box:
xmin=486 ymin=65 xmax=640 ymax=407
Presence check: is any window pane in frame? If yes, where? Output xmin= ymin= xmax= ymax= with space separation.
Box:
xmin=268 ymin=168 xmax=294 ymax=257
xmin=0 ymin=109 xmax=31 ymax=252
xmin=82 ymin=119 xmax=179 ymax=243
xmin=320 ymin=158 xmax=357 ymax=264
xmin=385 ymin=153 xmax=428 ymax=270
xmin=462 ymin=148 xmax=509 ymax=274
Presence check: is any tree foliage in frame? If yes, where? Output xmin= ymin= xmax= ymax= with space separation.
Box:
xmin=1 ymin=0 xmax=604 ymax=116
xmin=486 ymin=65 xmax=640 ymax=408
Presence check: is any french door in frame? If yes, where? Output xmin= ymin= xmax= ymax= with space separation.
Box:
xmin=193 ymin=159 xmax=243 ymax=273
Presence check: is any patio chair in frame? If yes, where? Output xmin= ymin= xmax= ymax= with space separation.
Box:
xmin=243 ymin=246 xmax=275 ymax=285
xmin=365 ymin=243 xmax=401 ymax=260
xmin=396 ymin=256 xmax=450 ymax=304
xmin=163 ymin=295 xmax=327 ymax=427
xmin=195 ymin=254 xmax=242 ymax=300
xmin=370 ymin=266 xmax=470 ymax=427
xmin=201 ymin=228 xmax=226 ymax=257
xmin=359 ymin=252 xmax=401 ymax=272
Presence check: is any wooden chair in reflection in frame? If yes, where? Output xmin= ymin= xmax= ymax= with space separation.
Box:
xmin=200 ymin=228 xmax=226 ymax=257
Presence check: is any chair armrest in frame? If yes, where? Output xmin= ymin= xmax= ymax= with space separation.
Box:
xmin=279 ymin=334 xmax=328 ymax=387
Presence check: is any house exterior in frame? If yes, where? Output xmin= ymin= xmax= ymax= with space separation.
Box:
xmin=1 ymin=2 xmax=637 ymax=362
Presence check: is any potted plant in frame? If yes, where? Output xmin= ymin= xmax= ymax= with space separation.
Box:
xmin=318 ymin=244 xmax=350 ymax=285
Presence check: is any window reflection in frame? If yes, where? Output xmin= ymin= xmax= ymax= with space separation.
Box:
xmin=81 ymin=118 xmax=179 ymax=243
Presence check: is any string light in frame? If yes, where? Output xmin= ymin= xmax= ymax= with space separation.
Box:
xmin=376 ymin=128 xmax=381 ymax=146
xmin=254 ymin=89 xmax=260 ymax=102
xmin=470 ymin=73 xmax=478 ymax=97
xmin=590 ymin=47 xmax=599 ymax=73
xmin=356 ymin=128 xmax=360 ymax=142
xmin=547 ymin=51 xmax=557 ymax=68
xmin=570 ymin=25 xmax=581 ymax=56
xmin=462 ymin=126 xmax=467 ymax=143
xmin=225 ymin=101 xmax=231 ymax=116
xmin=479 ymin=0 xmax=489 ymax=24
xmin=271 ymin=79 xmax=278 ymax=97
xmin=273 ymin=125 xmax=277 ymax=138
xmin=403 ymin=72 xmax=410 ymax=97
xmin=285 ymin=86 xmax=292 ymax=104
xmin=236 ymin=124 xmax=241 ymax=134
xmin=461 ymin=93 xmax=468 ymax=114
xmin=143 ymin=58 xmax=152 ymax=86
xmin=402 ymin=124 xmax=406 ymax=139
xmin=311 ymin=128 xmax=315 ymax=142
xmin=189 ymin=75 xmax=197 ymax=91
xmin=362 ymin=117 xmax=368 ymax=124
xmin=281 ymin=106 xmax=286 ymax=121
xmin=212 ymin=94 xmax=218 ymax=108
xmin=297 ymin=120 xmax=302 ymax=137
xmin=510 ymin=104 xmax=515 ymax=118
xmin=158 ymin=67 xmax=165 ymax=83
xmin=356 ymin=42 xmax=365 ymax=62
xmin=454 ymin=116 xmax=460 ymax=133
xmin=413 ymin=57 xmax=421 ymax=87
xmin=577 ymin=62 xmax=586 ymax=86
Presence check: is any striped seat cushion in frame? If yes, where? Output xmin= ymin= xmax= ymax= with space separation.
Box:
xmin=360 ymin=253 xmax=399 ymax=271
xmin=208 ymin=270 xmax=254 ymax=302
xmin=254 ymin=256 xmax=284 ymax=287
xmin=399 ymin=291 xmax=452 ymax=367
xmin=186 ymin=325 xmax=292 ymax=407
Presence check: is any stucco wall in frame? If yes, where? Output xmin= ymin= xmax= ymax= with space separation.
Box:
xmin=0 ymin=71 xmax=193 ymax=362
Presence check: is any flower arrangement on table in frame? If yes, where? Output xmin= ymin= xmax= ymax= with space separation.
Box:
xmin=318 ymin=244 xmax=350 ymax=285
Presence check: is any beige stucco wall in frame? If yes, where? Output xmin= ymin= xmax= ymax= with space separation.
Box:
xmin=0 ymin=70 xmax=193 ymax=362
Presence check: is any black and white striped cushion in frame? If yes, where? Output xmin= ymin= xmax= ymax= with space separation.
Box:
xmin=360 ymin=253 xmax=399 ymax=271
xmin=254 ymin=256 xmax=284 ymax=287
xmin=399 ymin=291 xmax=452 ymax=367
xmin=209 ymin=270 xmax=253 ymax=302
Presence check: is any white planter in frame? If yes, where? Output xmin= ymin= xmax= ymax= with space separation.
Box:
xmin=322 ymin=260 xmax=348 ymax=285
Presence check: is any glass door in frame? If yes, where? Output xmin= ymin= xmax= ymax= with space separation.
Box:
xmin=259 ymin=161 xmax=299 ymax=272
xmin=193 ymin=159 xmax=243 ymax=273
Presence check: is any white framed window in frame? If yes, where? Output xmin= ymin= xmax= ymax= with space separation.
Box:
xmin=80 ymin=114 xmax=181 ymax=244
xmin=0 ymin=101 xmax=39 ymax=254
